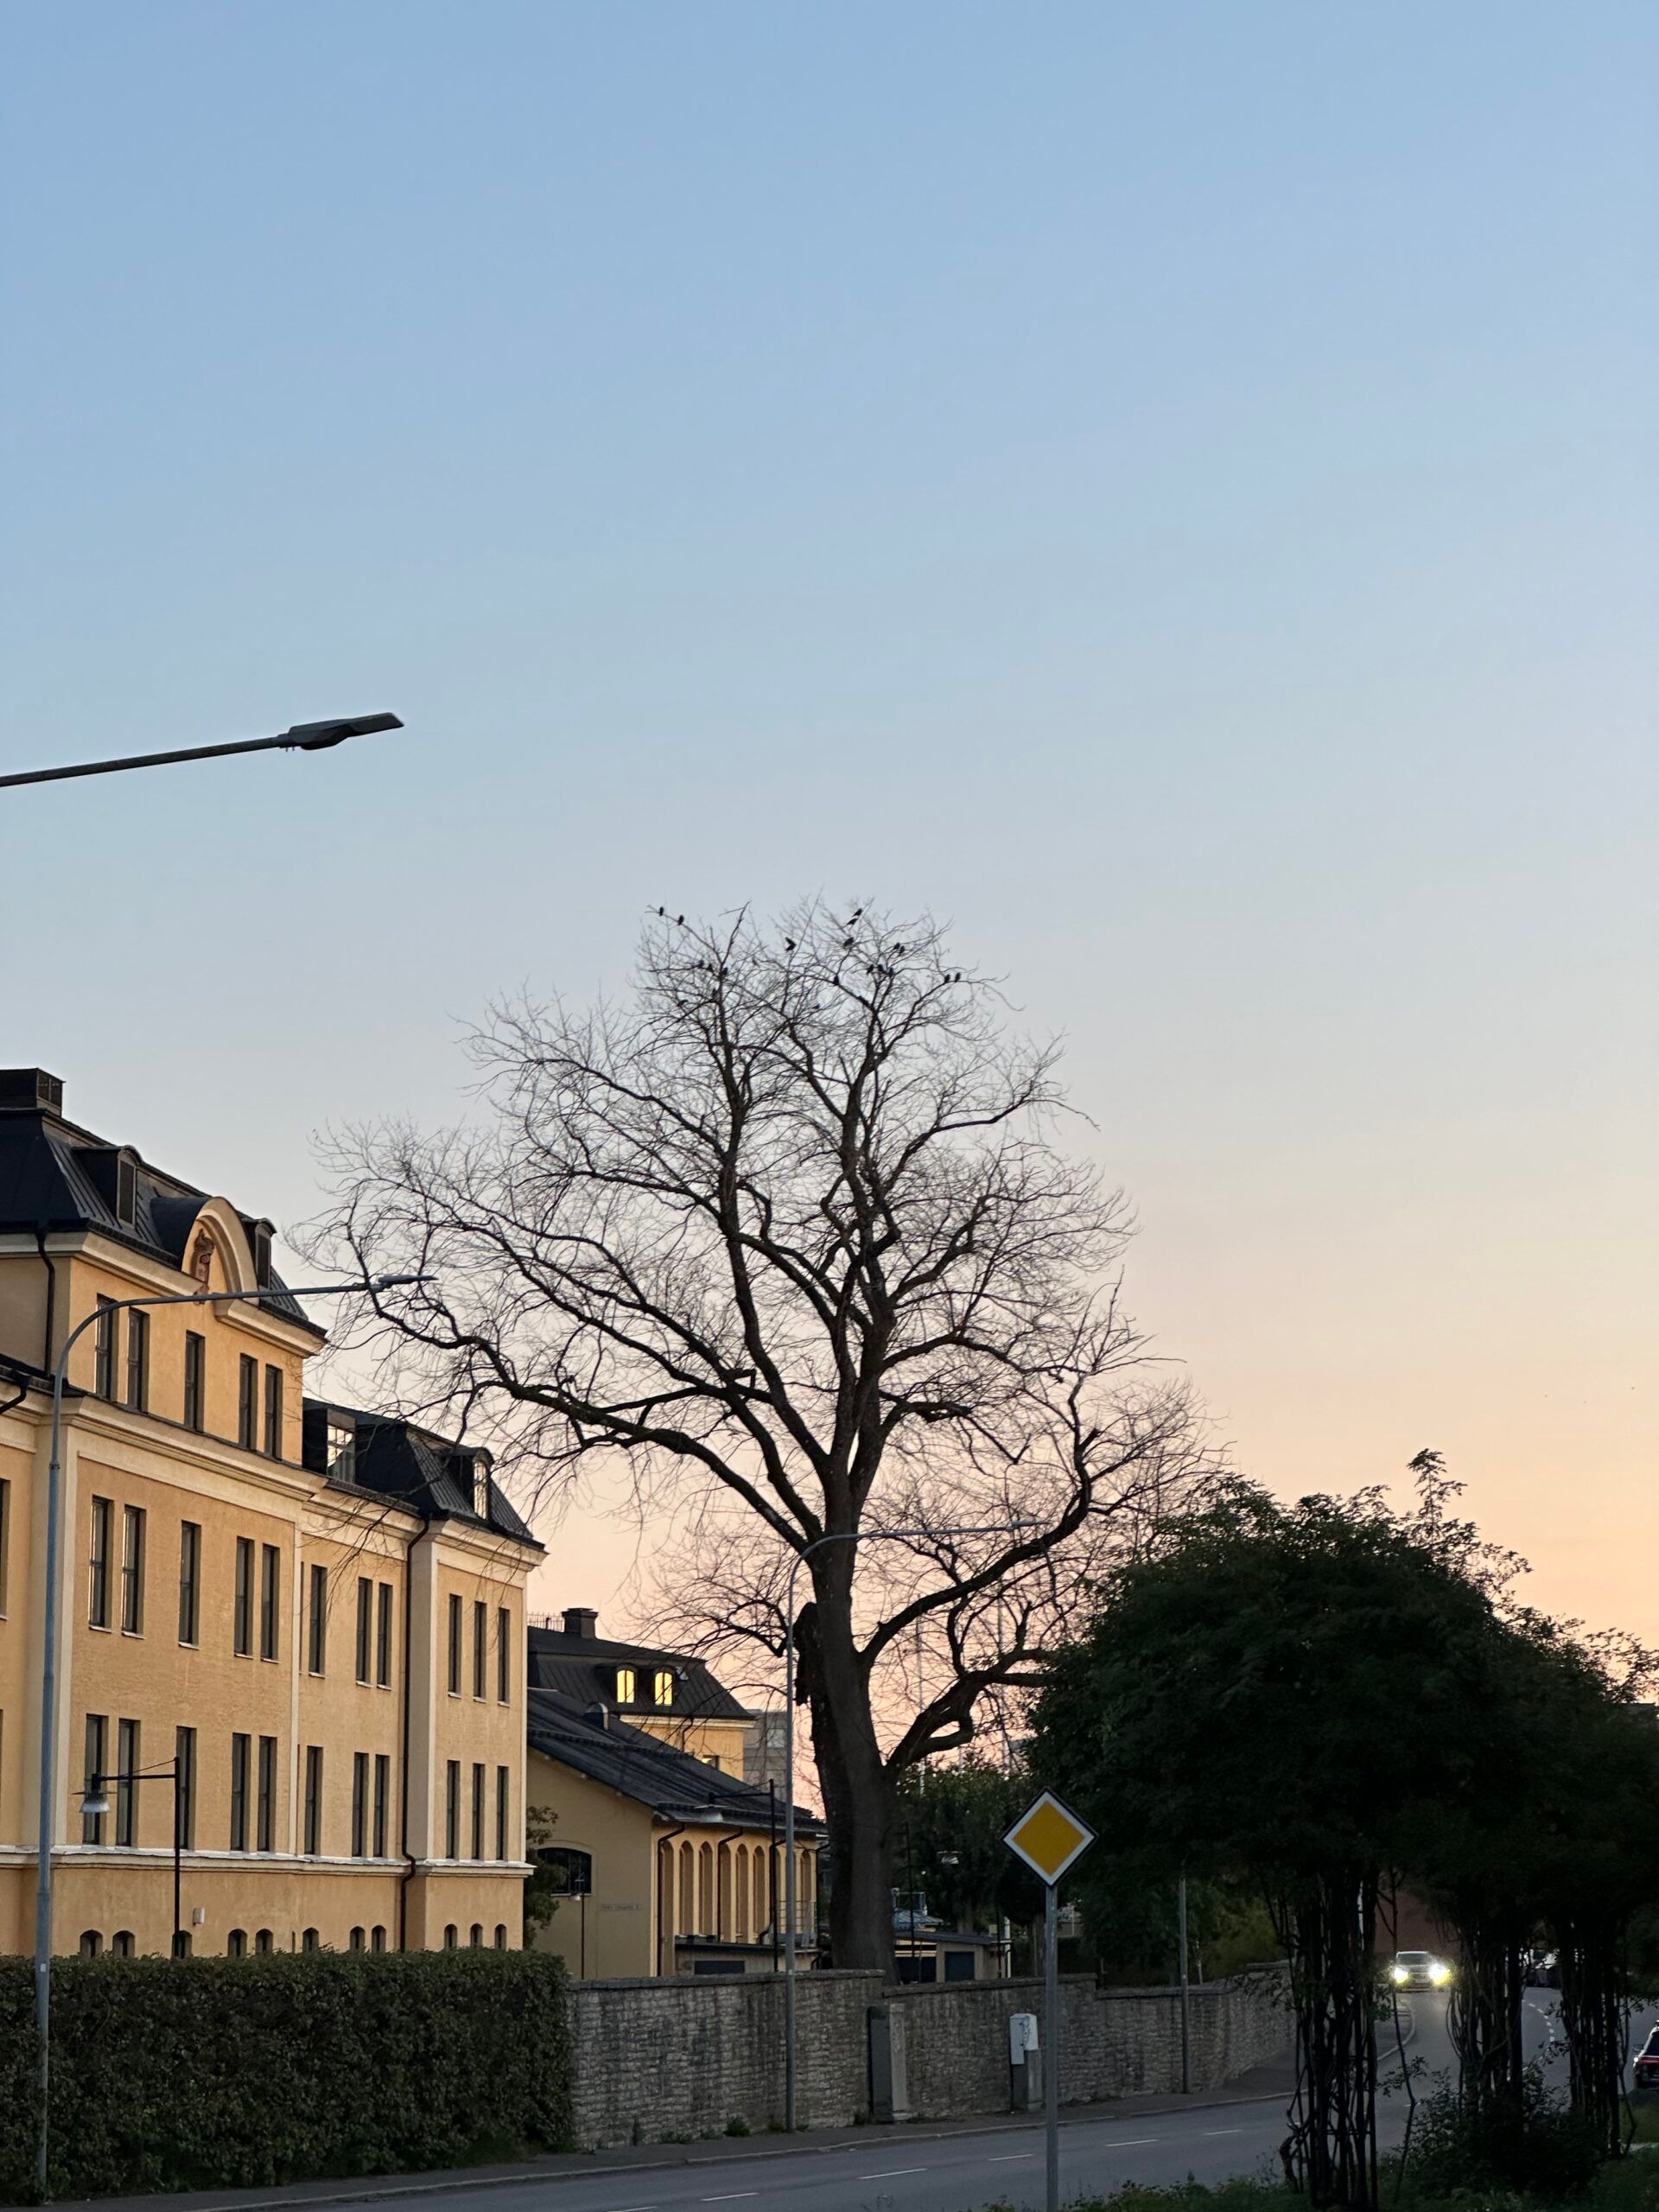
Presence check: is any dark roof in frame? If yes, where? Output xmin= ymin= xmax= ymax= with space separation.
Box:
xmin=303 ymin=1400 xmax=541 ymax=1550
xmin=528 ymin=1620 xmax=747 ymax=1722
xmin=0 ymin=1070 xmax=319 ymax=1334
xmin=526 ymin=1688 xmax=820 ymax=1831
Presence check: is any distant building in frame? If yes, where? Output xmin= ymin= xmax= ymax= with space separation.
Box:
xmin=527 ymin=1610 xmax=750 ymax=1774
xmin=742 ymin=1706 xmax=788 ymax=1793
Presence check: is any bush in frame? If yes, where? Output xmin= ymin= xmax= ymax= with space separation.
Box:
xmin=0 ymin=1949 xmax=574 ymax=2202
xmin=1406 ymin=2069 xmax=1605 ymax=2199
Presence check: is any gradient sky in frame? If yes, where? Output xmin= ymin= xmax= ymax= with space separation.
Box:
xmin=3 ymin=4 xmax=1654 ymax=1649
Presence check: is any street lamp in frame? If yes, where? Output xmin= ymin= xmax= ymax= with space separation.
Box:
xmin=780 ymin=1522 xmax=1035 ymax=2132
xmin=32 ymin=1270 xmax=421 ymax=2197
xmin=0 ymin=712 xmax=403 ymax=792
xmin=78 ymin=1762 xmax=185 ymax=1954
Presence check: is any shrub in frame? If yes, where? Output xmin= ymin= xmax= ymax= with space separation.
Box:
xmin=0 ymin=1948 xmax=573 ymax=2202
xmin=1406 ymin=2069 xmax=1604 ymax=2198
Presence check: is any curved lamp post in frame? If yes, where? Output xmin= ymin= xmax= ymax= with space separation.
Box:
xmin=0 ymin=713 xmax=403 ymax=791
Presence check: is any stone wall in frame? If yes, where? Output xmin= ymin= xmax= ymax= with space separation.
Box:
xmin=568 ymin=1968 xmax=1289 ymax=2148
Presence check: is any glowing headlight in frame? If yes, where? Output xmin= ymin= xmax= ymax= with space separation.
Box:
xmin=1390 ymin=1967 xmax=1408 ymax=1984
xmin=1429 ymin=1963 xmax=1451 ymax=1986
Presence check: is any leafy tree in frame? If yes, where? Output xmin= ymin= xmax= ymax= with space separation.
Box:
xmin=521 ymin=1805 xmax=563 ymax=1942
xmin=894 ymin=1757 xmax=1044 ymax=1936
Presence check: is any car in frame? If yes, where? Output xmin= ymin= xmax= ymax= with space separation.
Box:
xmin=1524 ymin=1946 xmax=1560 ymax=1989
xmin=1388 ymin=1949 xmax=1452 ymax=1992
xmin=1635 ymin=2028 xmax=1659 ymax=2094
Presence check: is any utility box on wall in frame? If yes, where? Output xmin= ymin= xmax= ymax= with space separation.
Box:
xmin=1009 ymin=2010 xmax=1042 ymax=2111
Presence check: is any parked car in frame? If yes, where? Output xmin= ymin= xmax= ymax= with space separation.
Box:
xmin=1524 ymin=1946 xmax=1560 ymax=1988
xmin=1388 ymin=1949 xmax=1452 ymax=1991
xmin=1634 ymin=2028 xmax=1659 ymax=2094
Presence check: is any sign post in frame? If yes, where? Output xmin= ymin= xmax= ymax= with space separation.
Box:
xmin=1004 ymin=1791 xmax=1096 ymax=2212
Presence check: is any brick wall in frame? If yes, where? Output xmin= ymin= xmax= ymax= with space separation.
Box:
xmin=568 ymin=1968 xmax=1289 ymax=2147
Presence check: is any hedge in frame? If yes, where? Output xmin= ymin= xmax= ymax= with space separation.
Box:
xmin=0 ymin=1949 xmax=574 ymax=2202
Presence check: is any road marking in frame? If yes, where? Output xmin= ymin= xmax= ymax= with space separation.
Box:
xmin=859 ymin=2169 xmax=927 ymax=2180
xmin=702 ymin=2196 xmax=758 ymax=2203
xmin=1105 ymin=2137 xmax=1159 ymax=2146
xmin=1204 ymin=2127 xmax=1244 ymax=2136
xmin=990 ymin=2152 xmax=1034 ymax=2162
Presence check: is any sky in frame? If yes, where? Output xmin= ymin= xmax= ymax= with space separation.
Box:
xmin=3 ymin=3 xmax=1654 ymax=1649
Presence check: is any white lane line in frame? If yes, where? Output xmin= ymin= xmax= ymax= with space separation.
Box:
xmin=702 ymin=2196 xmax=759 ymax=2203
xmin=1104 ymin=2137 xmax=1160 ymax=2146
xmin=859 ymin=2169 xmax=928 ymax=2180
xmin=990 ymin=2152 xmax=1034 ymax=2161
xmin=1204 ymin=2127 xmax=1245 ymax=2136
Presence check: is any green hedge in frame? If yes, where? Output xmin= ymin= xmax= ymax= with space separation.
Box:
xmin=0 ymin=1949 xmax=574 ymax=2202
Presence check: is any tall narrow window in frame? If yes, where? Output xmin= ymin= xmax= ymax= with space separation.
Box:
xmin=233 ymin=1537 xmax=252 ymax=1654
xmin=82 ymin=1714 xmax=107 ymax=1843
xmin=257 ymin=1736 xmax=276 ymax=1851
xmin=92 ymin=1298 xmax=118 ymax=1400
xmin=376 ymin=1583 xmax=393 ymax=1688
xmin=352 ymin=1752 xmax=368 ymax=1858
xmin=175 ymin=1726 xmax=196 ymax=1850
xmin=470 ymin=1762 xmax=485 ymax=1859
xmin=229 ymin=1733 xmax=250 ymax=1850
xmin=263 ymin=1364 xmax=283 ymax=1459
xmin=355 ymin=1579 xmax=373 ymax=1683
xmin=495 ymin=1765 xmax=509 ymax=1860
xmin=124 ymin=1309 xmax=149 ymax=1413
xmin=473 ymin=1601 xmax=486 ymax=1699
xmin=497 ymin=1607 xmax=511 ymax=1703
xmin=178 ymin=1522 xmax=200 ymax=1645
xmin=0 ymin=1476 xmax=9 ymax=1618
xmin=372 ymin=1753 xmax=390 ymax=1857
xmin=259 ymin=1544 xmax=279 ymax=1660
xmin=115 ymin=1719 xmax=139 ymax=1845
xmin=88 ymin=1497 xmax=112 ymax=1628
xmin=308 ymin=1562 xmax=327 ymax=1675
xmin=182 ymin=1332 xmax=206 ymax=1432
xmin=303 ymin=1746 xmax=323 ymax=1855
xmin=444 ymin=1761 xmax=460 ymax=1859
xmin=120 ymin=1505 xmax=145 ymax=1634
xmin=237 ymin=1356 xmax=257 ymax=1448
xmin=447 ymin=1595 xmax=461 ymax=1694
xmin=652 ymin=1668 xmax=674 ymax=1709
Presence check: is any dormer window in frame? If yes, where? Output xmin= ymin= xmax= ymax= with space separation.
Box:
xmin=115 ymin=1154 xmax=137 ymax=1228
xmin=326 ymin=1415 xmax=356 ymax=1484
xmin=652 ymin=1668 xmax=674 ymax=1709
xmin=251 ymin=1223 xmax=273 ymax=1288
xmin=614 ymin=1666 xmax=637 ymax=1705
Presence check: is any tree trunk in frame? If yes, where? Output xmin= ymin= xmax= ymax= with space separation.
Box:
xmin=798 ymin=1577 xmax=898 ymax=1972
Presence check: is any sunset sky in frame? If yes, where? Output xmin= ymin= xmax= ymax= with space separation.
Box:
xmin=3 ymin=3 xmax=1653 ymax=1650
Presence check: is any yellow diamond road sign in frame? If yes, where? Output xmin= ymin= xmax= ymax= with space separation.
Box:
xmin=1004 ymin=1791 xmax=1096 ymax=1886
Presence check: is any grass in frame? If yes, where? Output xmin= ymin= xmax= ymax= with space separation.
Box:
xmin=1023 ymin=2145 xmax=1659 ymax=2212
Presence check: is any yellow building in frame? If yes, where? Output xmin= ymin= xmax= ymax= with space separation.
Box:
xmin=0 ymin=1068 xmax=539 ymax=1959
xmin=523 ymin=1618 xmax=821 ymax=1979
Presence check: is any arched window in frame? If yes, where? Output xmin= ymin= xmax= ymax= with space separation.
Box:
xmin=227 ymin=1929 xmax=247 ymax=1958
xmin=79 ymin=1930 xmax=102 ymax=1959
xmin=443 ymin=1923 xmax=458 ymax=1949
xmin=754 ymin=1847 xmax=768 ymax=1939
xmin=493 ymin=1924 xmax=508 ymax=1949
xmin=349 ymin=1927 xmax=365 ymax=1951
xmin=734 ymin=1844 xmax=750 ymax=1942
xmin=469 ymin=1923 xmax=483 ymax=1948
xmin=697 ymin=1840 xmax=714 ymax=1933
xmin=677 ymin=1840 xmax=694 ymax=1929
xmin=371 ymin=1925 xmax=386 ymax=1952
xmin=111 ymin=1930 xmax=135 ymax=1957
xmin=716 ymin=1842 xmax=732 ymax=1939
xmin=171 ymin=1931 xmax=192 ymax=1959
xmin=302 ymin=1928 xmax=319 ymax=1952
xmin=254 ymin=1929 xmax=272 ymax=1954
xmin=800 ymin=1850 xmax=814 ymax=1931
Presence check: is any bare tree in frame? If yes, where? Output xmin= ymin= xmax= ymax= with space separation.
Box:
xmin=304 ymin=901 xmax=1209 ymax=1967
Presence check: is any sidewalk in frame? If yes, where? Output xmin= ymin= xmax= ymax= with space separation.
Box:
xmin=50 ymin=2062 xmax=1298 ymax=2212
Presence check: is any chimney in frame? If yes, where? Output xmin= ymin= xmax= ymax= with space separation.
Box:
xmin=0 ymin=1069 xmax=64 ymax=1116
xmin=563 ymin=1606 xmax=599 ymax=1641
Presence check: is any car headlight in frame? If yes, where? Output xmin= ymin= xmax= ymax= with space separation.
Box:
xmin=1430 ymin=1964 xmax=1451 ymax=1986
xmin=1390 ymin=1967 xmax=1408 ymax=1984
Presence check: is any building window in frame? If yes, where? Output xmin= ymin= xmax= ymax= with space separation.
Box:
xmin=182 ymin=1331 xmax=206 ymax=1432
xmin=171 ymin=1932 xmax=192 ymax=1958
xmin=473 ymin=1601 xmax=486 ymax=1700
xmin=302 ymin=1927 xmax=319 ymax=1953
xmin=495 ymin=1765 xmax=510 ymax=1860
xmin=259 ymin=1544 xmax=279 ymax=1660
xmin=493 ymin=1924 xmax=507 ymax=1950
xmin=349 ymin=1926 xmax=365 ymax=1951
xmin=444 ymin=1761 xmax=460 ymax=1859
xmin=254 ymin=1929 xmax=272 ymax=1954
xmin=303 ymin=1745 xmax=323 ymax=1855
xmin=178 ymin=1522 xmax=200 ymax=1645
xmin=352 ymin=1752 xmax=368 ymax=1858
xmin=82 ymin=1715 xmax=107 ymax=1843
xmin=264 ymin=1364 xmax=283 ymax=1459
xmin=443 ymin=1924 xmax=457 ymax=1950
xmin=229 ymin=1734 xmax=250 ymax=1851
xmin=120 ymin=1505 xmax=145 ymax=1635
xmin=469 ymin=1923 xmax=483 ymax=1948
xmin=355 ymin=1579 xmax=372 ymax=1683
xmin=447 ymin=1595 xmax=461 ymax=1694
xmin=125 ymin=1309 xmax=149 ymax=1413
xmin=614 ymin=1666 xmax=635 ymax=1705
xmin=176 ymin=1726 xmax=196 ymax=1850
xmin=257 ymin=1735 xmax=276 ymax=1852
xmin=88 ymin=1497 xmax=112 ymax=1629
xmin=233 ymin=1537 xmax=253 ymax=1656
xmin=237 ymin=1356 xmax=257 ymax=1449
xmin=326 ymin=1414 xmax=355 ymax=1483
xmin=376 ymin=1583 xmax=393 ymax=1688
xmin=308 ymin=1562 xmax=327 ymax=1675
xmin=470 ymin=1763 xmax=485 ymax=1859
xmin=116 ymin=1153 xmax=137 ymax=1225
xmin=79 ymin=1931 xmax=101 ymax=1959
xmin=227 ymin=1929 xmax=247 ymax=1958
xmin=0 ymin=1475 xmax=9 ymax=1617
xmin=111 ymin=1929 xmax=135 ymax=1956
xmin=372 ymin=1753 xmax=390 ymax=1858
xmin=115 ymin=1719 xmax=139 ymax=1845
xmin=496 ymin=1607 xmax=512 ymax=1703
xmin=371 ymin=1924 xmax=386 ymax=1953
xmin=652 ymin=1669 xmax=674 ymax=1709
xmin=93 ymin=1300 xmax=117 ymax=1401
